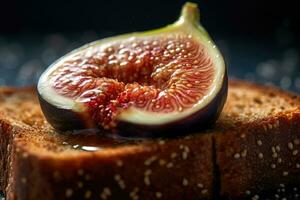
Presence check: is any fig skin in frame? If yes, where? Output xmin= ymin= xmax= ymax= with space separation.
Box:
xmin=37 ymin=2 xmax=228 ymax=137
xmin=38 ymin=94 xmax=93 ymax=131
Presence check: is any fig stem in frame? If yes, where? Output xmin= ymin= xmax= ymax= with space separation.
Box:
xmin=179 ymin=2 xmax=200 ymax=24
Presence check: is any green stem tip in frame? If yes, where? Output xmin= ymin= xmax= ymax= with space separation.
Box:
xmin=180 ymin=2 xmax=200 ymax=23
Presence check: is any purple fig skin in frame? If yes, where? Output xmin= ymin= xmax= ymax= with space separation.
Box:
xmin=38 ymin=71 xmax=227 ymax=138
xmin=38 ymin=92 xmax=96 ymax=131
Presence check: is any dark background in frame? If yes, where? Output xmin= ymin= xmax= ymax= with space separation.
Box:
xmin=1 ymin=0 xmax=300 ymax=37
xmin=0 ymin=0 xmax=299 ymax=92
xmin=1 ymin=1 xmax=299 ymax=198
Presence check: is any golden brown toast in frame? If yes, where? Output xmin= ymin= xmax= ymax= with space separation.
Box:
xmin=0 ymin=80 xmax=299 ymax=200
xmin=215 ymin=81 xmax=300 ymax=199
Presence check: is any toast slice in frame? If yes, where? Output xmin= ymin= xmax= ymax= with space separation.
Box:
xmin=215 ymin=81 xmax=300 ymax=199
xmin=0 ymin=80 xmax=299 ymax=200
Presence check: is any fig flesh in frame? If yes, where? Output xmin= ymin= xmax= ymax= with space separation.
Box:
xmin=38 ymin=2 xmax=228 ymax=137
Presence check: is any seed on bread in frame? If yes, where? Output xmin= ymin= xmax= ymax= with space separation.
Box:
xmin=288 ymin=142 xmax=294 ymax=150
xmin=171 ymin=152 xmax=177 ymax=159
xmin=84 ymin=190 xmax=92 ymax=199
xmin=293 ymin=150 xmax=298 ymax=155
xmin=158 ymin=159 xmax=166 ymax=166
xmin=65 ymin=188 xmax=73 ymax=198
xmin=282 ymin=171 xmax=289 ymax=176
xmin=245 ymin=190 xmax=251 ymax=195
xmin=182 ymin=178 xmax=189 ymax=186
xmin=166 ymin=162 xmax=174 ymax=168
xmin=144 ymin=176 xmax=151 ymax=186
xmin=129 ymin=187 xmax=139 ymax=199
xmin=22 ymin=152 xmax=28 ymax=158
xmin=155 ymin=192 xmax=162 ymax=198
xmin=271 ymin=163 xmax=277 ymax=169
xmin=144 ymin=156 xmax=157 ymax=166
xmin=241 ymin=149 xmax=248 ymax=157
xmin=277 ymin=158 xmax=282 ymax=163
xmin=158 ymin=140 xmax=165 ymax=145
xmin=252 ymin=194 xmax=259 ymax=200
xmin=201 ymin=189 xmax=208 ymax=194
xmin=116 ymin=160 xmax=123 ymax=167
xmin=233 ymin=153 xmax=240 ymax=159
xmin=100 ymin=187 xmax=111 ymax=200
xmin=256 ymin=140 xmax=263 ymax=146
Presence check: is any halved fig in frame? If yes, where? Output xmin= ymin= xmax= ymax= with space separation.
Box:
xmin=38 ymin=2 xmax=227 ymax=137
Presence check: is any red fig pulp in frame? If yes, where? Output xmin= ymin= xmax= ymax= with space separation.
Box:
xmin=38 ymin=2 xmax=227 ymax=137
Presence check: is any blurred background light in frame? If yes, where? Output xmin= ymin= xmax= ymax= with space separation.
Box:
xmin=0 ymin=0 xmax=299 ymax=93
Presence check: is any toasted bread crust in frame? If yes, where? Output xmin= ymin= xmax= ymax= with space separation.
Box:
xmin=0 ymin=87 xmax=37 ymax=198
xmin=215 ymin=111 xmax=300 ymax=199
xmin=214 ymin=81 xmax=300 ymax=199
xmin=11 ymin=134 xmax=213 ymax=200
xmin=0 ymin=80 xmax=300 ymax=200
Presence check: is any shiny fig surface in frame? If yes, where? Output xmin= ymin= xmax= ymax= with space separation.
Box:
xmin=37 ymin=2 xmax=228 ymax=137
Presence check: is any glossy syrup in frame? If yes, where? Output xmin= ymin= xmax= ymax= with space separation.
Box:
xmin=61 ymin=129 xmax=145 ymax=152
